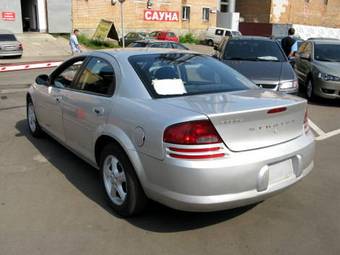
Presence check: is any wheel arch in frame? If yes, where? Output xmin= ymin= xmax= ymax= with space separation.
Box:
xmin=94 ymin=131 xmax=147 ymax=188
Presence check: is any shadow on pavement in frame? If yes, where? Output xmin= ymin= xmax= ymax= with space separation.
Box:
xmin=15 ymin=119 xmax=256 ymax=233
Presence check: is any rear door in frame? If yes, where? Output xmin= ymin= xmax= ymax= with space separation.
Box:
xmin=61 ymin=56 xmax=116 ymax=161
xmin=47 ymin=0 xmax=72 ymax=33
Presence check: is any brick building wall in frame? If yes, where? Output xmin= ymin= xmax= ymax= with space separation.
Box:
xmin=236 ymin=0 xmax=340 ymax=28
xmin=72 ymin=0 xmax=217 ymax=36
xmin=271 ymin=0 xmax=340 ymax=28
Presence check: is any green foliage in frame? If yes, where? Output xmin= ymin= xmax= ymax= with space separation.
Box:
xmin=179 ymin=33 xmax=199 ymax=44
xmin=78 ymin=34 xmax=119 ymax=49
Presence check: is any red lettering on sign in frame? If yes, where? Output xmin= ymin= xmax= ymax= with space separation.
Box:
xmin=144 ymin=10 xmax=179 ymax=22
xmin=2 ymin=12 xmax=16 ymax=21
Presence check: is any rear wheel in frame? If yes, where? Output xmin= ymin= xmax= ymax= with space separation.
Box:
xmin=207 ymin=40 xmax=214 ymax=47
xmin=27 ymin=99 xmax=43 ymax=137
xmin=100 ymin=144 xmax=147 ymax=217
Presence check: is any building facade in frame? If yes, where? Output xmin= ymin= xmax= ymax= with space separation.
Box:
xmin=72 ymin=0 xmax=218 ymax=36
xmin=237 ymin=0 xmax=340 ymax=39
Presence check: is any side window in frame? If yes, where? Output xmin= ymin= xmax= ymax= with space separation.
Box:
xmin=74 ymin=58 xmax=115 ymax=96
xmin=304 ymin=43 xmax=312 ymax=55
xmin=298 ymin=42 xmax=306 ymax=53
xmin=215 ymin=29 xmax=224 ymax=36
xmin=225 ymin=31 xmax=232 ymax=36
xmin=172 ymin=43 xmax=187 ymax=50
xmin=53 ymin=59 xmax=85 ymax=89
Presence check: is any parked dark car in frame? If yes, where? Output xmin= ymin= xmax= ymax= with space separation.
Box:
xmin=128 ymin=40 xmax=189 ymax=50
xmin=0 ymin=30 xmax=23 ymax=58
xmin=214 ymin=36 xmax=298 ymax=94
xmin=295 ymin=39 xmax=340 ymax=100
xmin=119 ymin=32 xmax=148 ymax=46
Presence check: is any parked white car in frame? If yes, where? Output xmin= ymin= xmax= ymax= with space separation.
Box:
xmin=203 ymin=27 xmax=241 ymax=46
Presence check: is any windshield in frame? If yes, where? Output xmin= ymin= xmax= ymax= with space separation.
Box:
xmin=0 ymin=34 xmax=16 ymax=41
xmin=224 ymin=39 xmax=286 ymax=62
xmin=129 ymin=53 xmax=256 ymax=98
xmin=129 ymin=42 xmax=147 ymax=47
xmin=315 ymin=44 xmax=340 ymax=62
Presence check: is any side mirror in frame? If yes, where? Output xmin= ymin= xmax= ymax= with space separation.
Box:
xmin=35 ymin=74 xmax=49 ymax=86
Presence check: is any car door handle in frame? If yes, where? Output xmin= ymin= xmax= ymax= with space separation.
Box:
xmin=93 ymin=107 xmax=104 ymax=116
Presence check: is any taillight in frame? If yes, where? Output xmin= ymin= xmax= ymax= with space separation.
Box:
xmin=163 ymin=120 xmax=225 ymax=159
xmin=304 ymin=109 xmax=309 ymax=133
xmin=19 ymin=43 xmax=23 ymax=50
xmin=164 ymin=120 xmax=222 ymax=145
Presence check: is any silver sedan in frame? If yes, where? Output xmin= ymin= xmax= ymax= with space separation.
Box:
xmin=26 ymin=49 xmax=315 ymax=217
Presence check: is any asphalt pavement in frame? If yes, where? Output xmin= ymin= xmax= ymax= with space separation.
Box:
xmin=0 ymin=68 xmax=340 ymax=255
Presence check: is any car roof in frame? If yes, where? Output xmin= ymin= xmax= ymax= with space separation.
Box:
xmin=308 ymin=38 xmax=340 ymax=44
xmin=0 ymin=29 xmax=14 ymax=35
xmin=208 ymin=27 xmax=238 ymax=31
xmin=133 ymin=39 xmax=178 ymax=43
xmin=229 ymin=36 xmax=275 ymax=41
xmin=92 ymin=48 xmax=198 ymax=58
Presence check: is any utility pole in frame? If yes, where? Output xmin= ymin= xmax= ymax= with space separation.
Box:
xmin=119 ymin=0 xmax=125 ymax=48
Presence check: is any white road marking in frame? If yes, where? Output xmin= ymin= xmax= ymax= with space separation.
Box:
xmin=316 ymin=129 xmax=340 ymax=141
xmin=308 ymin=119 xmax=326 ymax=136
xmin=0 ymin=88 xmax=28 ymax=94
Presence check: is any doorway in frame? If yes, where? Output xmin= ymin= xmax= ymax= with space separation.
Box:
xmin=21 ymin=0 xmax=39 ymax=32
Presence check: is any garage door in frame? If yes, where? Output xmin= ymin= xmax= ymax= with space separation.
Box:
xmin=47 ymin=0 xmax=71 ymax=33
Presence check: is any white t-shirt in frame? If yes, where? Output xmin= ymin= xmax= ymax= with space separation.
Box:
xmin=70 ymin=34 xmax=80 ymax=53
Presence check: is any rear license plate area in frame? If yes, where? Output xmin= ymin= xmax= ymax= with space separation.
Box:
xmin=268 ymin=159 xmax=294 ymax=185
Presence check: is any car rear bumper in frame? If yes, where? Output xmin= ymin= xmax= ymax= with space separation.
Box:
xmin=140 ymin=131 xmax=315 ymax=212
xmin=314 ymin=78 xmax=340 ymax=99
xmin=0 ymin=50 xmax=22 ymax=57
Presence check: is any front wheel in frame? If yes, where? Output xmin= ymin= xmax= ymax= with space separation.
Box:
xmin=27 ymin=100 xmax=43 ymax=137
xmin=207 ymin=40 xmax=214 ymax=47
xmin=305 ymin=78 xmax=317 ymax=101
xmin=100 ymin=144 xmax=147 ymax=217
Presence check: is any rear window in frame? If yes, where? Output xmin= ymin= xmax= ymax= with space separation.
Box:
xmin=224 ymin=39 xmax=286 ymax=62
xmin=0 ymin=34 xmax=16 ymax=41
xmin=129 ymin=53 xmax=255 ymax=98
xmin=168 ymin=32 xmax=176 ymax=37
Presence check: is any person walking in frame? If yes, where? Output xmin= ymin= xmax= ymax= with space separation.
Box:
xmin=281 ymin=28 xmax=298 ymax=59
xmin=70 ymin=29 xmax=81 ymax=55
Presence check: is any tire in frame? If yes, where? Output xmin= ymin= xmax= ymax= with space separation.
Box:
xmin=305 ymin=77 xmax=317 ymax=101
xmin=100 ymin=143 xmax=147 ymax=217
xmin=27 ymin=99 xmax=44 ymax=137
xmin=207 ymin=40 xmax=214 ymax=47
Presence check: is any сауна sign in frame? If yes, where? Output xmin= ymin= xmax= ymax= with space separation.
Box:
xmin=144 ymin=10 xmax=179 ymax=22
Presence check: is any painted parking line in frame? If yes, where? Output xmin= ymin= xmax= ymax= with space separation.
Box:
xmin=0 ymin=88 xmax=28 ymax=94
xmin=308 ymin=118 xmax=340 ymax=141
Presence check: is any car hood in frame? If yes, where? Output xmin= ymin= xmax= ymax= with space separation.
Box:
xmin=222 ymin=60 xmax=295 ymax=83
xmin=313 ymin=61 xmax=340 ymax=77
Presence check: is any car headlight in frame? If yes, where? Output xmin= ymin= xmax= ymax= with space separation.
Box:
xmin=279 ymin=80 xmax=298 ymax=91
xmin=318 ymin=72 xmax=340 ymax=81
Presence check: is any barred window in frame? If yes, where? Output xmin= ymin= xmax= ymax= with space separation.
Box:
xmin=202 ymin=8 xmax=210 ymax=21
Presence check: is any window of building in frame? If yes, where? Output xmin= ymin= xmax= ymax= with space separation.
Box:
xmin=182 ymin=6 xmax=191 ymax=20
xmin=220 ymin=0 xmax=229 ymax=12
xmin=202 ymin=8 xmax=210 ymax=21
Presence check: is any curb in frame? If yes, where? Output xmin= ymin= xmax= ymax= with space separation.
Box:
xmin=0 ymin=61 xmax=63 ymax=73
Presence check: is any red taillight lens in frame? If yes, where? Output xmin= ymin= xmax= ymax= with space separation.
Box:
xmin=163 ymin=120 xmax=222 ymax=145
xmin=19 ymin=43 xmax=23 ymax=50
xmin=304 ymin=109 xmax=309 ymax=133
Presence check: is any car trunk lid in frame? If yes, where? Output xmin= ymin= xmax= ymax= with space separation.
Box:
xmin=161 ymin=89 xmax=306 ymax=152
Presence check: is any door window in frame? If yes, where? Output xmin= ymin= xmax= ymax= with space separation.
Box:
xmin=215 ymin=29 xmax=224 ymax=36
xmin=74 ymin=57 xmax=115 ymax=96
xmin=53 ymin=59 xmax=85 ymax=89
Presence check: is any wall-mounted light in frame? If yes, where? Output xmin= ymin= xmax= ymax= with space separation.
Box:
xmin=111 ymin=0 xmax=118 ymax=5
xmin=147 ymin=0 xmax=153 ymax=9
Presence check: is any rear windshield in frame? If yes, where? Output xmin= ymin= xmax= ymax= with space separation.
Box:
xmin=224 ymin=39 xmax=286 ymax=62
xmin=0 ymin=34 xmax=16 ymax=41
xmin=314 ymin=44 xmax=340 ymax=62
xmin=129 ymin=53 xmax=255 ymax=98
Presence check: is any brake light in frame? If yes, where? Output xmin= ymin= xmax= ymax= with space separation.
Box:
xmin=304 ymin=109 xmax=309 ymax=133
xmin=19 ymin=43 xmax=23 ymax=50
xmin=164 ymin=120 xmax=225 ymax=160
xmin=164 ymin=120 xmax=222 ymax=145
xmin=267 ymin=107 xmax=287 ymax=114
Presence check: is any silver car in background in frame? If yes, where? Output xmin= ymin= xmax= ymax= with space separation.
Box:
xmin=0 ymin=30 xmax=23 ymax=58
xmin=26 ymin=49 xmax=315 ymax=217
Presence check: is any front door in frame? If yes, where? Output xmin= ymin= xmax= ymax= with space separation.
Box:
xmin=61 ymin=57 xmax=116 ymax=161
xmin=42 ymin=57 xmax=86 ymax=142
